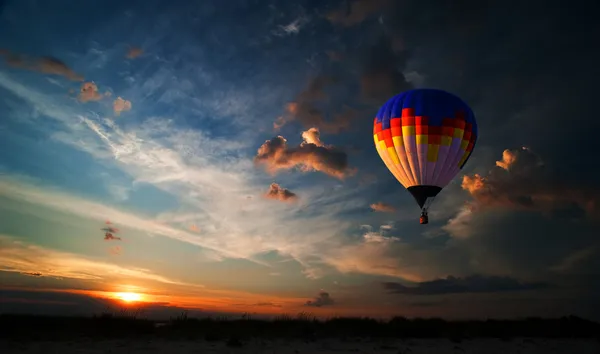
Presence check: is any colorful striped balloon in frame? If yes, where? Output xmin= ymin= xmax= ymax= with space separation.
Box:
xmin=373 ymin=89 xmax=478 ymax=224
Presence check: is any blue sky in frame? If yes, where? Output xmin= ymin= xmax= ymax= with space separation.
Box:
xmin=1 ymin=0 xmax=599 ymax=320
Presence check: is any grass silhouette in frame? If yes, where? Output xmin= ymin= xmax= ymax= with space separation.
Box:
xmin=1 ymin=311 xmax=599 ymax=342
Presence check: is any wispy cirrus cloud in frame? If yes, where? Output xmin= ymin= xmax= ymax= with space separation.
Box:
xmin=0 ymin=72 xmax=392 ymax=281
xmin=0 ymin=234 xmax=191 ymax=286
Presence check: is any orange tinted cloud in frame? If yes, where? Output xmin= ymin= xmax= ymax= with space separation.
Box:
xmin=0 ymin=50 xmax=83 ymax=81
xmin=36 ymin=57 xmax=84 ymax=81
xmin=254 ymin=129 xmax=354 ymax=179
xmin=265 ymin=183 xmax=298 ymax=202
xmin=301 ymin=127 xmax=325 ymax=147
xmin=495 ymin=149 xmax=518 ymax=170
xmin=461 ymin=147 xmax=599 ymax=218
xmin=113 ymin=97 xmax=132 ymax=115
xmin=126 ymin=46 xmax=143 ymax=59
xmin=370 ymin=202 xmax=396 ymax=213
xmin=273 ymin=116 xmax=286 ymax=131
xmin=0 ymin=234 xmax=185 ymax=285
xmin=78 ymin=82 xmax=103 ymax=102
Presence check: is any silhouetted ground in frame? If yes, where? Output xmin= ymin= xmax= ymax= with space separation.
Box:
xmin=1 ymin=313 xmax=599 ymax=353
xmin=1 ymin=312 xmax=600 ymax=340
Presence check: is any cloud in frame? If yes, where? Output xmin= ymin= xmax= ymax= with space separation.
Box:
xmin=403 ymin=70 xmax=425 ymax=87
xmin=78 ymin=82 xmax=104 ymax=102
xmin=273 ymin=16 xmax=310 ymax=36
xmin=0 ymin=70 xmax=388 ymax=282
xmin=304 ymin=290 xmax=334 ymax=307
xmin=36 ymin=57 xmax=84 ymax=81
xmin=370 ymin=202 xmax=396 ymax=213
xmin=0 ymin=50 xmax=83 ymax=81
xmin=251 ymin=302 xmax=282 ymax=308
xmin=0 ymin=235 xmax=190 ymax=286
xmin=458 ymin=147 xmax=599 ymax=219
xmin=495 ymin=149 xmax=518 ymax=170
xmin=359 ymin=35 xmax=412 ymax=103
xmin=126 ymin=46 xmax=143 ymax=59
xmin=301 ymin=127 xmax=325 ymax=147
xmin=104 ymin=233 xmax=121 ymax=241
xmin=549 ymin=245 xmax=600 ymax=274
xmin=106 ymin=183 xmax=131 ymax=202
xmin=382 ymin=275 xmax=549 ymax=296
xmin=363 ymin=232 xmax=399 ymax=243
xmin=254 ymin=129 xmax=353 ymax=179
xmin=323 ymin=224 xmax=438 ymax=282
xmin=21 ymin=272 xmax=43 ymax=277
xmin=264 ymin=183 xmax=298 ymax=202
xmin=113 ymin=97 xmax=132 ymax=115
xmin=0 ymin=175 xmax=240 ymax=259
xmin=327 ymin=0 xmax=392 ymax=27
xmin=276 ymin=76 xmax=359 ymax=133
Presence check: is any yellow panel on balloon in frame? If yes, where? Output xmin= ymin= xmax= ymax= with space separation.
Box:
xmin=416 ymin=134 xmax=428 ymax=145
xmin=427 ymin=145 xmax=440 ymax=162
xmin=441 ymin=136 xmax=453 ymax=146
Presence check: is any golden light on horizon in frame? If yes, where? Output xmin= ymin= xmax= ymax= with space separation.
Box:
xmin=115 ymin=292 xmax=142 ymax=303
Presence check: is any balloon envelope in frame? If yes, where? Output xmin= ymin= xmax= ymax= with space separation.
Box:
xmin=373 ymin=89 xmax=478 ymax=210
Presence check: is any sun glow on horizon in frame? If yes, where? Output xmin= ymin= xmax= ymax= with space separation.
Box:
xmin=115 ymin=292 xmax=142 ymax=303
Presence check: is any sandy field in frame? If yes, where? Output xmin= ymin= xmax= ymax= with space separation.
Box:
xmin=2 ymin=337 xmax=599 ymax=354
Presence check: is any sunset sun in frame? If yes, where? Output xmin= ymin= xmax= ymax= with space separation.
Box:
xmin=115 ymin=292 xmax=142 ymax=303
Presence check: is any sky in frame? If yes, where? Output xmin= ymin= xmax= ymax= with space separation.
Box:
xmin=0 ymin=0 xmax=599 ymax=320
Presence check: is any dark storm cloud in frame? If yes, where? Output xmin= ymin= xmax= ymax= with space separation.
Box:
xmin=276 ymin=76 xmax=360 ymax=133
xmin=325 ymin=0 xmax=600 ymax=307
xmin=363 ymin=0 xmax=600 ymax=181
xmin=304 ymin=290 xmax=335 ymax=307
xmin=440 ymin=146 xmax=600 ymax=278
xmin=460 ymin=147 xmax=600 ymax=219
xmin=358 ymin=35 xmax=412 ymax=104
xmin=382 ymin=275 xmax=548 ymax=296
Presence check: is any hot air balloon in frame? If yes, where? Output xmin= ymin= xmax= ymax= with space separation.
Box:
xmin=373 ymin=89 xmax=478 ymax=224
